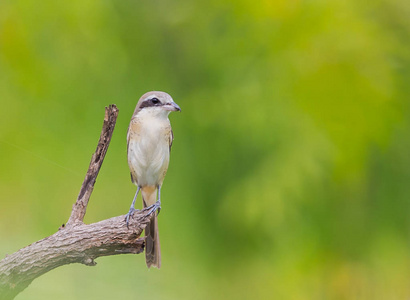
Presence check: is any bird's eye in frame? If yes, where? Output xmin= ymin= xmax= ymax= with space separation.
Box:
xmin=151 ymin=98 xmax=160 ymax=104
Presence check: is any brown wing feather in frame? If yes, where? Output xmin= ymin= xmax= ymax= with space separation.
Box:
xmin=169 ymin=129 xmax=174 ymax=153
xmin=127 ymin=118 xmax=138 ymax=185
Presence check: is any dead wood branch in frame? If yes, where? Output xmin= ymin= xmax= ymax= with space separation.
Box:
xmin=67 ymin=104 xmax=119 ymax=226
xmin=0 ymin=105 xmax=151 ymax=300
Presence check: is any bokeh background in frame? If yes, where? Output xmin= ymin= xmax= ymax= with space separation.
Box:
xmin=0 ymin=0 xmax=409 ymax=299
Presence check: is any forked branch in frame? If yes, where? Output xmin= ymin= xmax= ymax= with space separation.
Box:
xmin=0 ymin=105 xmax=152 ymax=300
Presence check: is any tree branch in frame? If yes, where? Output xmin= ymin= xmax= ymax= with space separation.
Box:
xmin=67 ymin=104 xmax=119 ymax=226
xmin=0 ymin=105 xmax=151 ymax=300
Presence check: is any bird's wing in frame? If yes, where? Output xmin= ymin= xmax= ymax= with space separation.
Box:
xmin=126 ymin=123 xmax=131 ymax=155
xmin=169 ymin=129 xmax=174 ymax=153
xmin=127 ymin=118 xmax=138 ymax=185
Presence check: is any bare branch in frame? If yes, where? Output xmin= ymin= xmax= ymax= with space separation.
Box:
xmin=0 ymin=211 xmax=151 ymax=300
xmin=67 ymin=104 xmax=119 ymax=226
xmin=0 ymin=104 xmax=149 ymax=300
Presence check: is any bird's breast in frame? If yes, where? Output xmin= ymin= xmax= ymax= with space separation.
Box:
xmin=127 ymin=116 xmax=171 ymax=186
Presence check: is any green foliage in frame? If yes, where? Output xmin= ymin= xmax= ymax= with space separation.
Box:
xmin=0 ymin=0 xmax=409 ymax=299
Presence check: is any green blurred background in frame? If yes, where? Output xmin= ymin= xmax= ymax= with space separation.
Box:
xmin=0 ymin=0 xmax=409 ymax=299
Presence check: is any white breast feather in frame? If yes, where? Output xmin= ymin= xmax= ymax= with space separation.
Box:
xmin=128 ymin=111 xmax=170 ymax=187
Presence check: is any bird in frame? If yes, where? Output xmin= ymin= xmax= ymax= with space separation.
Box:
xmin=125 ymin=91 xmax=181 ymax=269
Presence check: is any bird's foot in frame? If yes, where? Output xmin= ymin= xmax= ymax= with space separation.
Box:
xmin=125 ymin=207 xmax=139 ymax=229
xmin=144 ymin=200 xmax=161 ymax=217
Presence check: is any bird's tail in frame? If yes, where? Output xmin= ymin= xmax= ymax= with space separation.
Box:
xmin=142 ymin=186 xmax=161 ymax=269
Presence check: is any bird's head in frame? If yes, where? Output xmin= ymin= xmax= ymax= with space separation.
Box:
xmin=135 ymin=91 xmax=181 ymax=118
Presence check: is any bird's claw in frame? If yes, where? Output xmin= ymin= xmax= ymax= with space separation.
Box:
xmin=144 ymin=200 xmax=161 ymax=217
xmin=125 ymin=207 xmax=139 ymax=229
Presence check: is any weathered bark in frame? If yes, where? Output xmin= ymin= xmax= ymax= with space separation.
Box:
xmin=0 ymin=212 xmax=151 ymax=300
xmin=67 ymin=104 xmax=119 ymax=226
xmin=0 ymin=104 xmax=151 ymax=300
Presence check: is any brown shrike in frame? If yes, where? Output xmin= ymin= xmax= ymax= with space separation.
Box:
xmin=125 ymin=91 xmax=180 ymax=269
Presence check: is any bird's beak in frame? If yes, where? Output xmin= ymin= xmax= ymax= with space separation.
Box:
xmin=163 ymin=102 xmax=181 ymax=112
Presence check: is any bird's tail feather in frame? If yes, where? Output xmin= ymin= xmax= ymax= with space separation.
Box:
xmin=145 ymin=214 xmax=161 ymax=268
xmin=142 ymin=187 xmax=161 ymax=269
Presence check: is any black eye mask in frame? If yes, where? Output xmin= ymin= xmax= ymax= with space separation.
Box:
xmin=139 ymin=97 xmax=163 ymax=109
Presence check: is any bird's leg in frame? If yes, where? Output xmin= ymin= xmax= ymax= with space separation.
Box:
xmin=125 ymin=186 xmax=140 ymax=228
xmin=145 ymin=185 xmax=162 ymax=217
